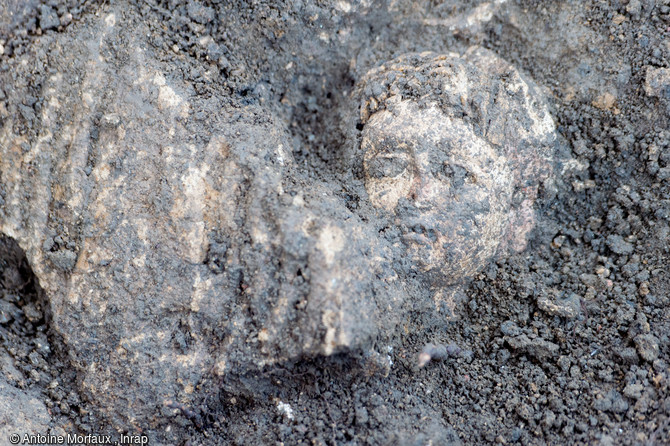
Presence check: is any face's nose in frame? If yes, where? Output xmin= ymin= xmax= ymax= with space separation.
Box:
xmin=407 ymin=163 xmax=439 ymax=209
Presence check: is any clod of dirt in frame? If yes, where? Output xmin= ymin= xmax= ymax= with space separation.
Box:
xmin=634 ymin=334 xmax=660 ymax=362
xmin=644 ymin=66 xmax=670 ymax=98
xmin=537 ymin=292 xmax=581 ymax=319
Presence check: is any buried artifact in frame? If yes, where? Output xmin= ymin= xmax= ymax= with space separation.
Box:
xmin=346 ymin=47 xmax=558 ymax=315
xmin=0 ymin=5 xmax=557 ymax=428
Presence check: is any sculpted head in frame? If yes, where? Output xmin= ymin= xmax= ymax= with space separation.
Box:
xmin=353 ymin=48 xmax=557 ymax=286
xmin=362 ymin=99 xmax=513 ymax=284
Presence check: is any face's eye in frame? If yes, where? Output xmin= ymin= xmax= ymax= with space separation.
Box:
xmin=440 ymin=162 xmax=475 ymax=187
xmin=363 ymin=141 xmax=414 ymax=211
xmin=365 ymin=153 xmax=411 ymax=179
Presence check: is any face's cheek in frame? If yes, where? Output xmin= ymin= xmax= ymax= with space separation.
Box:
xmin=362 ymin=138 xmax=414 ymax=211
xmin=420 ymin=232 xmax=452 ymax=272
xmin=364 ymin=173 xmax=414 ymax=211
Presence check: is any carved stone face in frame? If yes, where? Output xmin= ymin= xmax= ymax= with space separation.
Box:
xmin=362 ymin=100 xmax=514 ymax=285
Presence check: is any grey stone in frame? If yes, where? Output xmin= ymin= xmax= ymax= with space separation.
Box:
xmin=537 ymin=292 xmax=581 ymax=319
xmin=0 ymin=7 xmax=404 ymax=428
xmin=348 ymin=48 xmax=557 ymax=276
xmin=341 ymin=47 xmax=559 ymax=318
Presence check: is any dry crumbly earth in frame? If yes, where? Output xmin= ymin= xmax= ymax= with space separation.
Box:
xmin=0 ymin=0 xmax=669 ymax=445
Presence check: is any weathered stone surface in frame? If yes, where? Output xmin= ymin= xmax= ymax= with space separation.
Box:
xmin=0 ymin=4 xmax=558 ymax=430
xmin=0 ymin=7 xmax=404 ymax=427
xmin=359 ymin=100 xmax=513 ymax=284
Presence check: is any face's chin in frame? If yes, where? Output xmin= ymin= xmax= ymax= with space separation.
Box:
xmin=401 ymin=242 xmax=456 ymax=287
xmin=403 ymin=240 xmax=442 ymax=272
xmin=402 ymin=234 xmax=436 ymax=266
xmin=395 ymin=202 xmax=505 ymax=286
xmin=397 ymin=215 xmax=456 ymax=282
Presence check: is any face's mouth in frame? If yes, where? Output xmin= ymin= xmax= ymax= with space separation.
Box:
xmin=400 ymin=222 xmax=438 ymax=247
xmin=402 ymin=232 xmax=432 ymax=246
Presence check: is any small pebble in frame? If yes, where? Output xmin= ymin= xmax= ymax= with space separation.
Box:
xmin=634 ymin=334 xmax=660 ymax=362
xmin=606 ymin=234 xmax=634 ymax=255
xmin=418 ymin=343 xmax=462 ymax=367
xmin=622 ymin=383 xmax=643 ymax=400
xmin=38 ymin=5 xmax=61 ymax=30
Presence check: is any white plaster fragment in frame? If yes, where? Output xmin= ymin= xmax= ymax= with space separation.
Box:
xmin=276 ymin=401 xmax=295 ymax=420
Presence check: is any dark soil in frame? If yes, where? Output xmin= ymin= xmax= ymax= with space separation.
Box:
xmin=1 ymin=0 xmax=669 ymax=445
